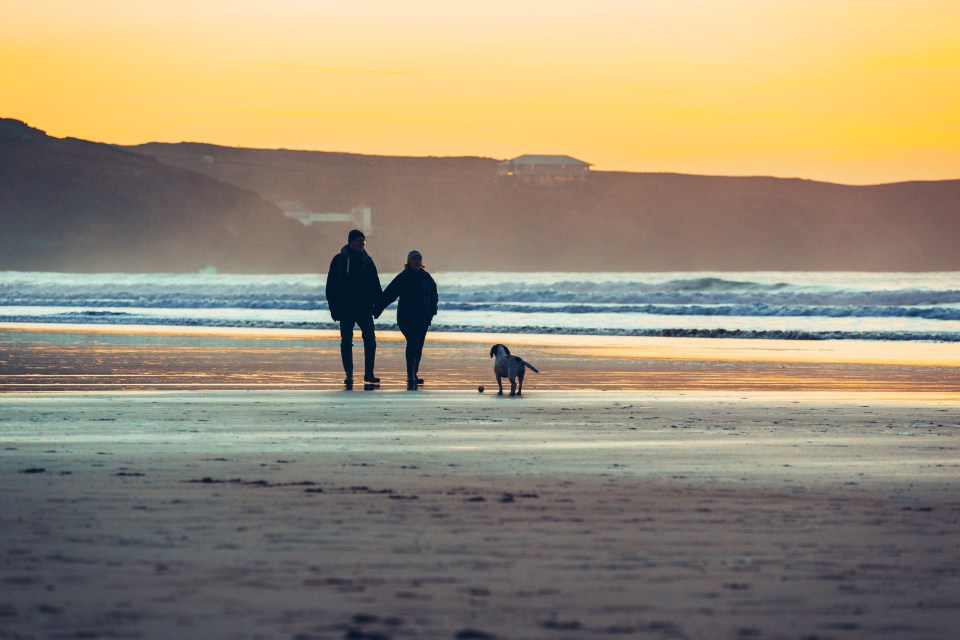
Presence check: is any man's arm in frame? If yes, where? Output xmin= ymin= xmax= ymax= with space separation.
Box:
xmin=325 ymin=256 xmax=341 ymax=321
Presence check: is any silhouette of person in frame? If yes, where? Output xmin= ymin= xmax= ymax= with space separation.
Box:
xmin=376 ymin=250 xmax=438 ymax=389
xmin=325 ymin=229 xmax=382 ymax=386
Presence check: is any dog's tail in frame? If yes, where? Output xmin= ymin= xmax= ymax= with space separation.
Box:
xmin=523 ymin=360 xmax=539 ymax=373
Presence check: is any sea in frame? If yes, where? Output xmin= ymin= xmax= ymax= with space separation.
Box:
xmin=1 ymin=271 xmax=959 ymax=342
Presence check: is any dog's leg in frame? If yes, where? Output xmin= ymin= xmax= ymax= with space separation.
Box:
xmin=496 ymin=374 xmax=504 ymax=395
xmin=517 ymin=371 xmax=524 ymax=396
xmin=509 ymin=375 xmax=517 ymax=396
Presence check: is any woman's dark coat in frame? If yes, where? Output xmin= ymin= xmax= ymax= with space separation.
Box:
xmin=378 ymin=268 xmax=438 ymax=328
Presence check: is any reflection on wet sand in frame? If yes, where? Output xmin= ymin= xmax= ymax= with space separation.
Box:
xmin=2 ymin=325 xmax=958 ymax=393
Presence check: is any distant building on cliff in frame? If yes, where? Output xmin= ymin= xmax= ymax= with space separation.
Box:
xmin=496 ymin=155 xmax=591 ymax=186
xmin=278 ymin=201 xmax=372 ymax=235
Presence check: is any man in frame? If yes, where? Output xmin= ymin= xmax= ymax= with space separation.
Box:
xmin=325 ymin=229 xmax=382 ymax=386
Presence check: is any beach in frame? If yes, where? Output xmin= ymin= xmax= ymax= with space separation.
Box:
xmin=2 ymin=325 xmax=959 ymax=639
xmin=6 ymin=0 xmax=960 ymax=634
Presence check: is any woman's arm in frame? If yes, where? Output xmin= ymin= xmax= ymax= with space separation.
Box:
xmin=375 ymin=272 xmax=403 ymax=316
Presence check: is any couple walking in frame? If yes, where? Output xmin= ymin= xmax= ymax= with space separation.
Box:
xmin=325 ymin=229 xmax=438 ymax=389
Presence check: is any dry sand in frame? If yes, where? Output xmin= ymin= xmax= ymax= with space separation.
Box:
xmin=1 ymin=326 xmax=959 ymax=639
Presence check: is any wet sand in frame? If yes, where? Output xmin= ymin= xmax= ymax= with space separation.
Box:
xmin=2 ymin=323 xmax=959 ymax=392
xmin=1 ymin=325 xmax=959 ymax=639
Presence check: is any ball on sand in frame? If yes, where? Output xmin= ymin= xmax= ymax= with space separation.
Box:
xmin=478 ymin=386 xmax=485 ymax=393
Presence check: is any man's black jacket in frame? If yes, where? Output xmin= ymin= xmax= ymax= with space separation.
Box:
xmin=325 ymin=245 xmax=382 ymax=321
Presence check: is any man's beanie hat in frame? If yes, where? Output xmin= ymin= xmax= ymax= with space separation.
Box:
xmin=348 ymin=229 xmax=365 ymax=242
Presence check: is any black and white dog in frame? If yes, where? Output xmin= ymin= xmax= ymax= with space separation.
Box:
xmin=489 ymin=344 xmax=540 ymax=396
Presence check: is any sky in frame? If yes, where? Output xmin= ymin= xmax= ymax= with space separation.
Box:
xmin=3 ymin=0 xmax=959 ymax=185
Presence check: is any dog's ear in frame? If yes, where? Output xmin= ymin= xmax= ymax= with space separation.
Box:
xmin=503 ymin=345 xmax=510 ymax=355
xmin=489 ymin=345 xmax=496 ymax=358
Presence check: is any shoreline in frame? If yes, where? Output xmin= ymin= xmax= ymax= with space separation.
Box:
xmin=5 ymin=320 xmax=960 ymax=363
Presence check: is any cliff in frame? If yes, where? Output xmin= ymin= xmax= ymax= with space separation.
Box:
xmin=0 ymin=119 xmax=325 ymax=272
xmin=2 ymin=117 xmax=957 ymax=273
xmin=129 ymin=141 xmax=960 ymax=271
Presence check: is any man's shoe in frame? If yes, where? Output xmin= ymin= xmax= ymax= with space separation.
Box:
xmin=364 ymin=375 xmax=380 ymax=384
xmin=415 ymin=377 xmax=425 ymax=385
xmin=344 ymin=377 xmax=354 ymax=385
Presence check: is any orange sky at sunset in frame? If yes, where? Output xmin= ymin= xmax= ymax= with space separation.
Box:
xmin=4 ymin=0 xmax=959 ymax=185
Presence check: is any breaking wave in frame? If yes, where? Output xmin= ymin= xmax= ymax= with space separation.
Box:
xmin=2 ymin=271 xmax=958 ymax=342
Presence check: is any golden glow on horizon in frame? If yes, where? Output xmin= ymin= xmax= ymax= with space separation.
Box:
xmin=3 ymin=0 xmax=959 ymax=184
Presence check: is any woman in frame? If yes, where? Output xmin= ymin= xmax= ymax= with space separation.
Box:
xmin=376 ymin=250 xmax=438 ymax=389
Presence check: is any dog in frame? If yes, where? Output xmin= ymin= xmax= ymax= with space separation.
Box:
xmin=489 ymin=344 xmax=539 ymax=396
